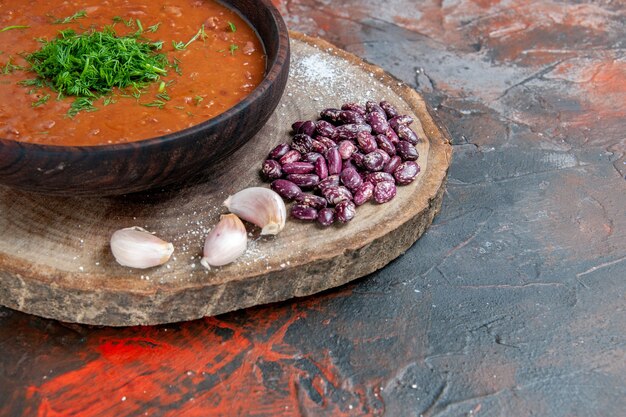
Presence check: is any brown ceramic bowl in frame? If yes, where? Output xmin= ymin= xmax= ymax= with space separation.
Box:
xmin=0 ymin=0 xmax=289 ymax=196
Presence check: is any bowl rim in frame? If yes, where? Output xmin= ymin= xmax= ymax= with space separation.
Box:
xmin=0 ymin=0 xmax=290 ymax=153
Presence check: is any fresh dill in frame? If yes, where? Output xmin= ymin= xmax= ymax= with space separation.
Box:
xmin=68 ymin=97 xmax=97 ymax=117
xmin=141 ymin=99 xmax=166 ymax=109
xmin=1 ymin=57 xmax=24 ymax=74
xmin=32 ymin=94 xmax=50 ymax=107
xmin=0 ymin=25 xmax=30 ymax=32
xmin=147 ymin=23 xmax=161 ymax=33
xmin=229 ymin=44 xmax=238 ymax=55
xmin=53 ymin=10 xmax=87 ymax=24
xmin=228 ymin=22 xmax=236 ymax=32
xmin=26 ymin=27 xmax=168 ymax=116
xmin=193 ymin=96 xmax=203 ymax=106
xmin=156 ymin=92 xmax=170 ymax=101
xmin=172 ymin=25 xmax=208 ymax=50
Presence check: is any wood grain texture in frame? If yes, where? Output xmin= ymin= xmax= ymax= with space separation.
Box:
xmin=0 ymin=0 xmax=290 ymax=196
xmin=0 ymin=33 xmax=452 ymax=326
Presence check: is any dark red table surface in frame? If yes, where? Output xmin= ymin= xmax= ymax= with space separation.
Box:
xmin=1 ymin=1 xmax=625 ymax=416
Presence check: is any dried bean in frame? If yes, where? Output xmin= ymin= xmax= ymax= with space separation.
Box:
xmin=282 ymin=162 xmax=314 ymax=174
xmin=315 ymin=120 xmax=338 ymax=138
xmin=310 ymin=139 xmax=328 ymax=153
xmin=379 ymin=101 xmax=399 ymax=118
xmin=395 ymin=124 xmax=419 ymax=145
xmin=296 ymin=193 xmax=327 ymax=209
xmin=366 ymin=101 xmax=386 ymax=119
xmin=343 ymin=158 xmax=356 ymax=171
xmin=269 ymin=143 xmax=290 ymax=160
xmin=366 ymin=111 xmax=389 ymax=135
xmin=395 ymin=141 xmax=419 ymax=161
xmin=366 ymin=171 xmax=395 ymax=185
xmin=356 ymin=131 xmax=378 ymax=153
xmin=353 ymin=181 xmax=374 ymax=206
xmin=297 ymin=120 xmax=316 ymax=137
xmin=363 ymin=151 xmax=385 ymax=171
xmin=320 ymin=108 xmax=342 ymax=124
xmin=373 ymin=181 xmax=397 ymax=203
xmin=341 ymin=102 xmax=367 ymax=115
xmin=394 ymin=161 xmax=420 ymax=185
xmin=352 ymin=152 xmax=365 ymax=168
xmin=292 ymin=133 xmax=314 ymax=153
xmin=375 ymin=149 xmax=391 ymax=164
xmin=302 ymin=152 xmax=323 ymax=163
xmin=271 ymin=179 xmax=302 ymax=200
xmin=389 ymin=115 xmax=414 ymax=129
xmin=317 ymin=136 xmax=337 ymax=149
xmin=325 ymin=147 xmax=342 ymax=175
xmin=338 ymin=140 xmax=357 ymax=159
xmin=340 ymin=167 xmax=363 ymax=191
xmin=291 ymin=204 xmax=318 ymax=221
xmin=287 ymin=173 xmax=320 ymax=188
xmin=279 ymin=149 xmax=301 ymax=165
xmin=385 ymin=126 xmax=400 ymax=144
xmin=322 ymin=185 xmax=352 ymax=205
xmin=314 ymin=157 xmax=328 ymax=180
xmin=339 ymin=110 xmax=366 ymax=125
xmin=376 ymin=134 xmax=396 ymax=156
xmin=317 ymin=208 xmax=335 ymax=226
xmin=336 ymin=123 xmax=372 ymax=141
xmin=318 ymin=175 xmax=340 ymax=191
xmin=335 ymin=200 xmax=356 ymax=223
xmin=292 ymin=121 xmax=305 ymax=132
xmin=261 ymin=159 xmax=282 ymax=180
xmin=383 ymin=155 xmax=402 ymax=173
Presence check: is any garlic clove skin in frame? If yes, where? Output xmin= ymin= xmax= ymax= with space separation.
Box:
xmin=110 ymin=227 xmax=174 ymax=269
xmin=201 ymin=214 xmax=248 ymax=269
xmin=223 ymin=187 xmax=286 ymax=235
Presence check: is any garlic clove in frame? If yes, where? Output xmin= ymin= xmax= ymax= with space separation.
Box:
xmin=223 ymin=187 xmax=286 ymax=235
xmin=201 ymin=214 xmax=248 ymax=269
xmin=110 ymin=227 xmax=174 ymax=269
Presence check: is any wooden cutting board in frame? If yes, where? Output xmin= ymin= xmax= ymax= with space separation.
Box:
xmin=0 ymin=32 xmax=452 ymax=326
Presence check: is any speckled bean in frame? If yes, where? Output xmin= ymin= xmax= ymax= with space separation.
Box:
xmin=353 ymin=181 xmax=374 ymax=206
xmin=325 ymin=147 xmax=342 ymax=175
xmin=302 ymin=152 xmax=323 ymax=164
xmin=379 ymin=101 xmax=399 ymax=118
xmin=320 ymin=108 xmax=342 ymax=124
xmin=335 ymin=200 xmax=356 ymax=223
xmin=338 ymin=140 xmax=357 ymax=159
xmin=295 ymin=193 xmax=328 ymax=209
xmin=269 ymin=143 xmax=290 ymax=160
xmin=316 ymin=136 xmax=337 ymax=149
xmin=395 ymin=141 xmax=419 ymax=161
xmin=315 ymin=120 xmax=338 ymax=138
xmin=395 ymin=124 xmax=419 ymax=145
xmin=336 ymin=123 xmax=372 ymax=141
xmin=291 ymin=204 xmax=318 ymax=221
xmin=279 ymin=149 xmax=301 ymax=165
xmin=314 ymin=156 xmax=328 ymax=180
xmin=389 ymin=115 xmax=414 ymax=129
xmin=366 ymin=111 xmax=389 ymax=135
xmin=287 ymin=173 xmax=320 ymax=188
xmin=310 ymin=139 xmax=328 ymax=154
xmin=271 ymin=179 xmax=302 ymax=200
xmin=366 ymin=101 xmax=386 ymax=119
xmin=341 ymin=102 xmax=366 ymax=115
xmin=366 ymin=171 xmax=395 ymax=185
xmin=340 ymin=110 xmax=366 ymax=125
xmin=394 ymin=161 xmax=420 ymax=185
xmin=322 ymin=185 xmax=353 ymax=205
xmin=261 ymin=159 xmax=282 ymax=180
xmin=297 ymin=120 xmax=316 ymax=137
xmin=292 ymin=121 xmax=305 ymax=132
xmin=373 ymin=181 xmax=397 ymax=203
xmin=317 ymin=208 xmax=335 ymax=226
xmin=383 ymin=155 xmax=402 ymax=173
xmin=376 ymin=134 xmax=396 ymax=156
xmin=385 ymin=126 xmax=400 ymax=144
xmin=363 ymin=151 xmax=385 ymax=171
xmin=282 ymin=162 xmax=314 ymax=174
xmin=356 ymin=131 xmax=378 ymax=153
xmin=318 ymin=175 xmax=340 ymax=191
xmin=340 ymin=166 xmax=363 ymax=191
xmin=374 ymin=149 xmax=391 ymax=164
xmin=291 ymin=133 xmax=314 ymax=153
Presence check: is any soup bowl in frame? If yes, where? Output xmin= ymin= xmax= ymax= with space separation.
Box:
xmin=0 ymin=0 xmax=290 ymax=196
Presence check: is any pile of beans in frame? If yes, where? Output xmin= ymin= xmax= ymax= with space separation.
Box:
xmin=261 ymin=100 xmax=421 ymax=226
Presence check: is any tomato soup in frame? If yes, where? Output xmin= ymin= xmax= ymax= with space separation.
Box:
xmin=0 ymin=0 xmax=266 ymax=145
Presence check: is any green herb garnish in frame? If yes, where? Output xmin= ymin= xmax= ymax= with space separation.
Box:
xmin=32 ymin=94 xmax=50 ymax=107
xmin=172 ymin=25 xmax=208 ymax=50
xmin=229 ymin=44 xmax=238 ymax=55
xmin=147 ymin=23 xmax=161 ymax=33
xmin=228 ymin=22 xmax=236 ymax=32
xmin=68 ymin=97 xmax=97 ymax=117
xmin=1 ymin=57 xmax=24 ymax=74
xmin=194 ymin=95 xmax=203 ymax=105
xmin=25 ymin=27 xmax=168 ymax=116
xmin=0 ymin=25 xmax=30 ymax=32
xmin=141 ymin=99 xmax=166 ymax=109
xmin=53 ymin=10 xmax=87 ymax=24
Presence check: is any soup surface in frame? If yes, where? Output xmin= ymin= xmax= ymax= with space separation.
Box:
xmin=0 ymin=0 xmax=266 ymax=145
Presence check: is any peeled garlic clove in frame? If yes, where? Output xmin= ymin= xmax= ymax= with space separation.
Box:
xmin=223 ymin=187 xmax=286 ymax=235
xmin=201 ymin=214 xmax=247 ymax=269
xmin=110 ymin=227 xmax=174 ymax=269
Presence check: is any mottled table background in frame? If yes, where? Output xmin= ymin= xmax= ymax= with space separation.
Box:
xmin=1 ymin=1 xmax=625 ymax=416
